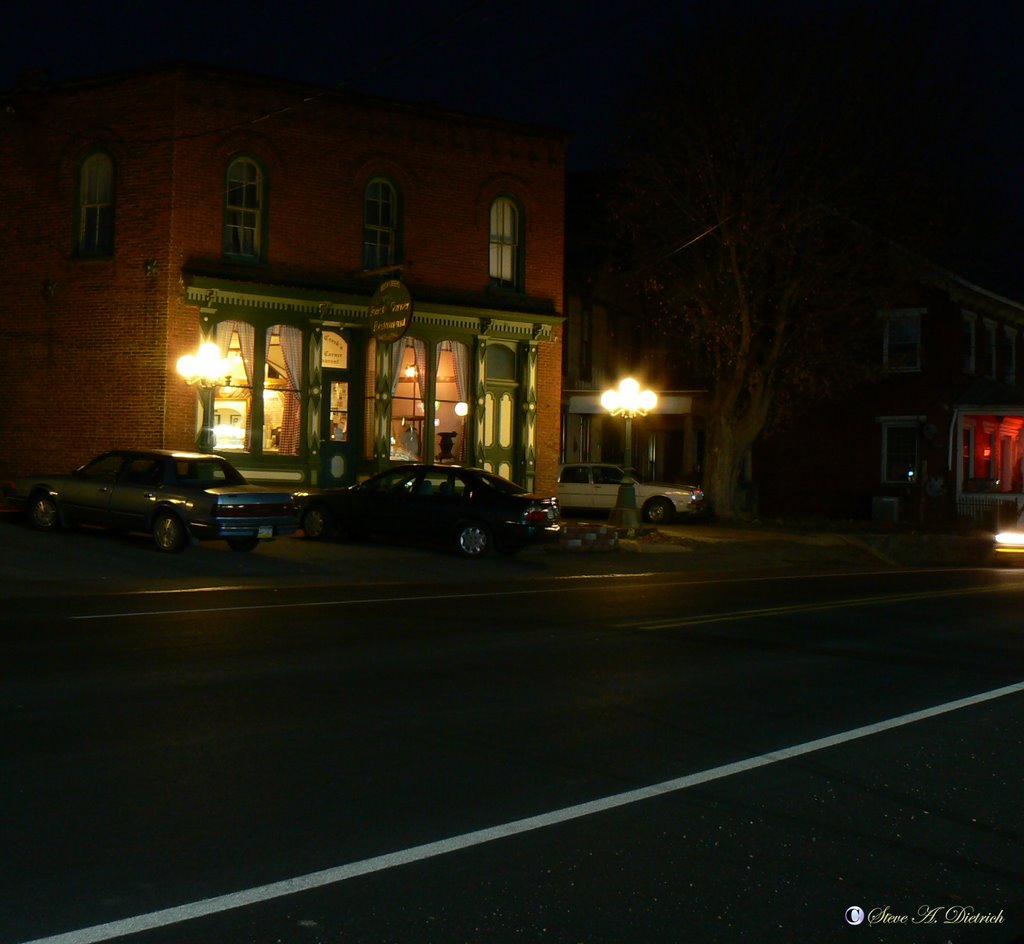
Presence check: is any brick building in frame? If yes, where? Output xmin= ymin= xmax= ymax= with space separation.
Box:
xmin=754 ymin=272 xmax=1024 ymax=527
xmin=0 ymin=64 xmax=567 ymax=492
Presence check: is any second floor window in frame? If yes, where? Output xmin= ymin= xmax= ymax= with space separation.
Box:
xmin=78 ymin=153 xmax=115 ymax=256
xmin=983 ymin=320 xmax=997 ymax=378
xmin=489 ymin=196 xmax=522 ymax=290
xmin=882 ymin=309 xmax=921 ymax=372
xmin=963 ymin=313 xmax=976 ymax=373
xmin=363 ymin=178 xmax=398 ymax=270
xmin=1006 ymin=328 xmax=1017 ymax=385
xmin=225 ymin=157 xmax=262 ymax=259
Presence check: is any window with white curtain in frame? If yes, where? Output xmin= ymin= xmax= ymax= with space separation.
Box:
xmin=435 ymin=340 xmax=470 ymax=462
xmin=265 ymin=324 xmax=303 ymax=456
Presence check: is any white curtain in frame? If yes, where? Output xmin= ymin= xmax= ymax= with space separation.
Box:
xmin=215 ymin=320 xmax=254 ymax=449
xmin=273 ymin=324 xmax=303 ymax=455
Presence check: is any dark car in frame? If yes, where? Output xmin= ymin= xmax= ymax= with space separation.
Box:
xmin=4 ymin=449 xmax=298 ymax=552
xmin=294 ymin=463 xmax=561 ymax=558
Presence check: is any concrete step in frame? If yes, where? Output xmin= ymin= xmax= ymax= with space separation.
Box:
xmin=557 ymin=521 xmax=619 ymax=552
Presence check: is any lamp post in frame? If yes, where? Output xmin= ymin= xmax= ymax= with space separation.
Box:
xmin=601 ymin=377 xmax=658 ymax=532
xmin=176 ymin=342 xmax=232 ymax=452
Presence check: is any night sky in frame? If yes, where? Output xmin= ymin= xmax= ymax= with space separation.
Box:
xmin=4 ymin=0 xmax=1022 ymax=294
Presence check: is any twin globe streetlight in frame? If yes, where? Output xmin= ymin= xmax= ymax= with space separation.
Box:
xmin=601 ymin=377 xmax=658 ymax=532
xmin=176 ymin=342 xmax=232 ymax=452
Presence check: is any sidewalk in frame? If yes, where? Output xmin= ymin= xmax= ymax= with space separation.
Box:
xmin=563 ymin=516 xmax=995 ymax=568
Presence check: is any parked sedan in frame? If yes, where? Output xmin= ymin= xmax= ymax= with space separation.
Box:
xmin=557 ymin=462 xmax=705 ymax=523
xmin=4 ymin=449 xmax=298 ymax=552
xmin=294 ymin=464 xmax=561 ymax=558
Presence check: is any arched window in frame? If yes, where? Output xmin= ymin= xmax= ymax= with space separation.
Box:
xmin=363 ymin=177 xmax=400 ymax=270
xmin=489 ymin=196 xmax=523 ymax=290
xmin=77 ymin=153 xmax=115 ymax=256
xmin=224 ymin=157 xmax=264 ymax=259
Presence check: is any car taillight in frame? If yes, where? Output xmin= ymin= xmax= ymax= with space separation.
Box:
xmin=524 ymin=504 xmax=553 ymax=522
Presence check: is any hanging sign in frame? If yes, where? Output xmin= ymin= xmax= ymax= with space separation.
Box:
xmin=369 ymin=280 xmax=413 ymax=343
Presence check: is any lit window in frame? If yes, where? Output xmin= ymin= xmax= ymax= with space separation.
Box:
xmin=212 ymin=321 xmax=254 ymax=452
xmin=882 ymin=309 xmax=922 ymax=372
xmin=489 ymin=196 xmax=522 ymax=290
xmin=78 ymin=153 xmax=115 ymax=256
xmin=434 ymin=340 xmax=471 ymax=463
xmin=224 ymin=157 xmax=263 ymax=259
xmin=363 ymin=178 xmax=398 ymax=270
xmin=264 ymin=325 xmax=303 ymax=456
xmin=389 ymin=336 xmax=426 ymax=461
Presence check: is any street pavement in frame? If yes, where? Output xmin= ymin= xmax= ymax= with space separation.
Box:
xmin=0 ymin=505 xmax=997 ymax=600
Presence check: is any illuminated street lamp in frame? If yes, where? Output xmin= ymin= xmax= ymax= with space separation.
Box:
xmin=176 ymin=342 xmax=232 ymax=452
xmin=601 ymin=377 xmax=658 ymax=532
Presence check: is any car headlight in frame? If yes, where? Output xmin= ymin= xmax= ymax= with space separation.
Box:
xmin=994 ymin=531 xmax=1024 ymax=550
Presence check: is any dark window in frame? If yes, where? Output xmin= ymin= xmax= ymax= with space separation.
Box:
xmin=559 ymin=465 xmax=590 ymax=485
xmin=882 ymin=311 xmax=921 ymax=371
xmin=882 ymin=425 xmax=918 ymax=483
xmin=363 ymin=178 xmax=399 ymax=269
xmin=224 ymin=157 xmax=263 ymax=259
xmin=595 ymin=466 xmax=625 ymax=485
xmin=489 ymin=196 xmax=523 ymax=290
xmin=77 ymin=153 xmax=115 ymax=256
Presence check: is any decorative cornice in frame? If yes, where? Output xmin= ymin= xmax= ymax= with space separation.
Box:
xmin=184 ymin=275 xmax=563 ymax=337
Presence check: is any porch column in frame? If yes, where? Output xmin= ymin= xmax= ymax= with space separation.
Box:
xmin=473 ymin=337 xmax=488 ymax=470
xmin=518 ymin=338 xmax=539 ymax=491
xmin=306 ymin=326 xmax=324 ymax=484
xmin=373 ymin=341 xmax=393 ymax=470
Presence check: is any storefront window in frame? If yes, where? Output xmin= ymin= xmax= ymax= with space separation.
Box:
xmin=434 ymin=340 xmax=470 ymax=462
xmin=213 ymin=320 xmax=254 ymax=451
xmin=264 ymin=324 xmax=303 ymax=456
xmin=207 ymin=320 xmax=303 ymax=457
xmin=390 ymin=337 xmax=426 ymax=460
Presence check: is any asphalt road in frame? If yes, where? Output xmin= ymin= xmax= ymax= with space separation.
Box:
xmin=2 ymin=519 xmax=1023 ymax=943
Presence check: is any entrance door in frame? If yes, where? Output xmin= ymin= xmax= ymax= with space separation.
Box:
xmin=482 ymin=382 xmax=517 ymax=480
xmin=480 ymin=343 xmax=518 ymax=481
xmin=320 ymin=373 xmax=355 ymax=486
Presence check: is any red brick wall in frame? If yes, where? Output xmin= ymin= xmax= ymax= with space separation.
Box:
xmin=0 ymin=72 xmax=180 ymax=477
xmin=0 ymin=65 xmax=566 ymax=482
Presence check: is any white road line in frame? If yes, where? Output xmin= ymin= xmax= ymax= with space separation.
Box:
xmin=19 ymin=679 xmax=1024 ymax=944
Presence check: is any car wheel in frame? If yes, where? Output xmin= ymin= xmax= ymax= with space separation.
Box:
xmin=152 ymin=511 xmax=188 ymax=553
xmin=29 ymin=493 xmax=60 ymax=531
xmin=227 ymin=536 xmax=260 ymax=552
xmin=643 ymin=497 xmax=674 ymax=524
xmin=455 ymin=521 xmax=492 ymax=558
xmin=302 ymin=503 xmax=334 ymax=540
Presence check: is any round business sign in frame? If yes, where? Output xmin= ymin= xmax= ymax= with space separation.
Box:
xmin=369 ymin=280 xmax=413 ymax=343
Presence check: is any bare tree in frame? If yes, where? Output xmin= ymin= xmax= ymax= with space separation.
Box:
xmin=615 ymin=10 xmax=956 ymax=518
